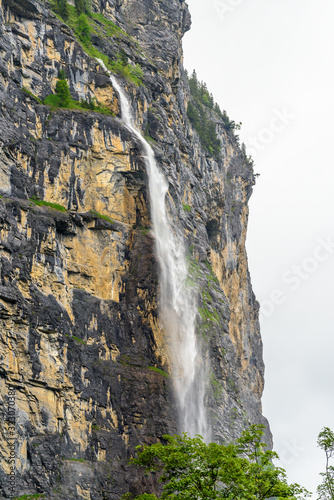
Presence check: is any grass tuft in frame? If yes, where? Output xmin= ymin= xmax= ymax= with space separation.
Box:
xmin=148 ymin=366 xmax=169 ymax=378
xmin=72 ymin=335 xmax=87 ymax=345
xmin=89 ymin=209 xmax=114 ymax=224
xmin=29 ymin=197 xmax=67 ymax=212
xmin=22 ymin=87 xmax=43 ymax=104
xmin=13 ymin=495 xmax=45 ymax=500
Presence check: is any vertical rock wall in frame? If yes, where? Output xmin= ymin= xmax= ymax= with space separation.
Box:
xmin=0 ymin=0 xmax=271 ymax=497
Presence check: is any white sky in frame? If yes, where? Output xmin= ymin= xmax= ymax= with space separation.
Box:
xmin=183 ymin=0 xmax=334 ymax=495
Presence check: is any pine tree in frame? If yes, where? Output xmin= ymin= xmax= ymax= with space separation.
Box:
xmin=57 ymin=0 xmax=69 ymax=20
xmin=75 ymin=0 xmax=90 ymax=15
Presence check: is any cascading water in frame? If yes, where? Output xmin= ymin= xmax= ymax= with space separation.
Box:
xmin=97 ymin=60 xmax=209 ymax=440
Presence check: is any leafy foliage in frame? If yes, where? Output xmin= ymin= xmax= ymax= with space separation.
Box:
xmin=318 ymin=427 xmax=334 ymax=499
xmin=55 ymin=79 xmax=71 ymax=107
xmin=123 ymin=425 xmax=310 ymax=500
xmin=52 ymin=69 xmax=71 ymax=107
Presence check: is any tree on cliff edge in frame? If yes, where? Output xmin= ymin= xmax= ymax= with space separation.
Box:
xmin=318 ymin=427 xmax=334 ymax=499
xmin=123 ymin=425 xmax=310 ymax=500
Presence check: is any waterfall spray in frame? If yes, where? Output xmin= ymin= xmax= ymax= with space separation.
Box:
xmin=97 ymin=60 xmax=209 ymax=440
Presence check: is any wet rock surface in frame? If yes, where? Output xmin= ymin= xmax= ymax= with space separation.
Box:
xmin=0 ymin=0 xmax=271 ymax=497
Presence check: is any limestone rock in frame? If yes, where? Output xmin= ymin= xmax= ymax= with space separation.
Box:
xmin=0 ymin=0 xmax=271 ymax=497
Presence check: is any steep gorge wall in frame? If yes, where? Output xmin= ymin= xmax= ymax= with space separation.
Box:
xmin=0 ymin=0 xmax=270 ymax=498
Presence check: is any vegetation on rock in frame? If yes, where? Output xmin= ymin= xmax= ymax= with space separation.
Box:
xmin=74 ymin=0 xmax=90 ymax=16
xmin=44 ymin=70 xmax=113 ymax=114
xmin=21 ymin=87 xmax=43 ymax=104
xmin=29 ymin=196 xmax=67 ymax=212
xmin=187 ymin=70 xmax=230 ymax=161
xmin=148 ymin=367 xmax=169 ymax=378
xmin=186 ymin=70 xmax=256 ymax=167
xmin=89 ymin=209 xmax=114 ymax=224
xmin=54 ymin=0 xmax=69 ymax=20
xmin=55 ymin=69 xmax=71 ymax=107
xmin=13 ymin=495 xmax=45 ymax=500
xmin=51 ymin=0 xmax=144 ymax=86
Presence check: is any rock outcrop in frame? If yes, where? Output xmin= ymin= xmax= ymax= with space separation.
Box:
xmin=0 ymin=0 xmax=270 ymax=498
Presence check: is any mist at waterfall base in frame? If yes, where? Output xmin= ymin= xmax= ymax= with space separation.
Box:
xmin=183 ymin=0 xmax=334 ymax=496
xmin=97 ymin=60 xmax=210 ymax=441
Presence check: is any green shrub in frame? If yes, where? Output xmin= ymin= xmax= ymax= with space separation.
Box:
xmin=131 ymin=64 xmax=144 ymax=80
xmin=119 ymin=48 xmax=128 ymax=65
xmin=76 ymin=14 xmax=91 ymax=44
xmin=55 ymin=78 xmax=70 ymax=107
xmin=80 ymin=98 xmax=96 ymax=110
xmin=58 ymin=69 xmax=66 ymax=80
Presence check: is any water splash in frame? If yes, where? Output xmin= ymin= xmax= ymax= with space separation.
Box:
xmin=97 ymin=60 xmax=209 ymax=440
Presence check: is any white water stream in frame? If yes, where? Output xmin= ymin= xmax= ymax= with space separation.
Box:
xmin=97 ymin=60 xmax=209 ymax=440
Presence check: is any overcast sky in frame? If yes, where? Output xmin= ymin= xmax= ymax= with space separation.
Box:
xmin=183 ymin=0 xmax=334 ymax=495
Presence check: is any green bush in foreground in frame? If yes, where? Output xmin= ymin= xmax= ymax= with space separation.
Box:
xmin=123 ymin=425 xmax=310 ymax=500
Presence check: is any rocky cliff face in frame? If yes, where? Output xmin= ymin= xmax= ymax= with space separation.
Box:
xmin=0 ymin=0 xmax=270 ymax=498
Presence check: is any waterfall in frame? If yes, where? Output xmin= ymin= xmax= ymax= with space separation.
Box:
xmin=97 ymin=60 xmax=209 ymax=440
